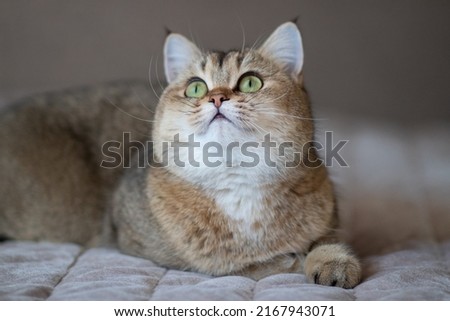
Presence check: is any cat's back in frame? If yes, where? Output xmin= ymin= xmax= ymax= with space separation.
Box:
xmin=0 ymin=80 xmax=156 ymax=244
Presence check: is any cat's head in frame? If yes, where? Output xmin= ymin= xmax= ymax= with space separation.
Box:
xmin=153 ymin=22 xmax=314 ymax=180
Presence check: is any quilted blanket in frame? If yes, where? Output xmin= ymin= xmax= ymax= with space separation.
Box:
xmin=1 ymin=116 xmax=449 ymax=301
xmin=1 ymin=240 xmax=449 ymax=300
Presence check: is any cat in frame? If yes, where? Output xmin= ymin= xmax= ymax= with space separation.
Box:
xmin=0 ymin=80 xmax=155 ymax=245
xmin=0 ymin=22 xmax=361 ymax=288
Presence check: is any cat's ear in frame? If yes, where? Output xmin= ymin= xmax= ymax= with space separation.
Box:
xmin=259 ymin=22 xmax=304 ymax=77
xmin=164 ymin=33 xmax=201 ymax=83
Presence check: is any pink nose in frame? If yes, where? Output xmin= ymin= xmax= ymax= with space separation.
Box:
xmin=209 ymin=94 xmax=229 ymax=108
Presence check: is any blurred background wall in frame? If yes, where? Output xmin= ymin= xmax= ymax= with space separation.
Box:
xmin=1 ymin=0 xmax=450 ymax=122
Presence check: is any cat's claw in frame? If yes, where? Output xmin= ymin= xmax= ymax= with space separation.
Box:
xmin=305 ymin=244 xmax=361 ymax=289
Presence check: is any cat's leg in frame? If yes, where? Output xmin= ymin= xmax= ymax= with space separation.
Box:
xmin=235 ymin=243 xmax=361 ymax=288
xmin=234 ymin=246 xmax=361 ymax=289
xmin=233 ymin=253 xmax=305 ymax=280
xmin=304 ymin=243 xmax=361 ymax=289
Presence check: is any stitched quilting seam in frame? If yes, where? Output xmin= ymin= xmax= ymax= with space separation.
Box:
xmin=148 ymin=268 xmax=169 ymax=300
xmin=46 ymin=245 xmax=85 ymax=300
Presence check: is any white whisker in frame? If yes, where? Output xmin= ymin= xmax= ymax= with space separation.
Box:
xmin=147 ymin=56 xmax=162 ymax=100
xmin=250 ymin=92 xmax=289 ymax=105
xmin=131 ymin=87 xmax=155 ymax=114
xmin=249 ymin=33 xmax=265 ymax=51
xmin=257 ymin=110 xmax=326 ymax=121
xmin=105 ymin=96 xmax=156 ymax=123
xmin=188 ymin=23 xmax=203 ymax=50
xmin=240 ymin=117 xmax=268 ymax=137
xmin=155 ymin=55 xmax=166 ymax=92
xmin=237 ymin=16 xmax=246 ymax=53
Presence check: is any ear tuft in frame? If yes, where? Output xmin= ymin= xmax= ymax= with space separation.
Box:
xmin=164 ymin=34 xmax=201 ymax=83
xmin=259 ymin=22 xmax=304 ymax=76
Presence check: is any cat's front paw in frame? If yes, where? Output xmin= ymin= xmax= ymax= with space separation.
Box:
xmin=304 ymin=244 xmax=361 ymax=289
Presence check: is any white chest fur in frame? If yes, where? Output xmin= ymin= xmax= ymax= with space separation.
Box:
xmin=214 ymin=176 xmax=265 ymax=220
xmin=206 ymin=168 xmax=272 ymax=240
xmin=164 ymin=127 xmax=280 ymax=238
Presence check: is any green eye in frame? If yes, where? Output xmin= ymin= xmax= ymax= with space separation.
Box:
xmin=238 ymin=75 xmax=263 ymax=93
xmin=185 ymin=80 xmax=208 ymax=98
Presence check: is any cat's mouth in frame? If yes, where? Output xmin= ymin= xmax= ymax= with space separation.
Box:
xmin=209 ymin=111 xmax=231 ymax=124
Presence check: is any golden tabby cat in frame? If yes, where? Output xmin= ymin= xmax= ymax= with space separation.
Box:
xmin=0 ymin=22 xmax=361 ymax=288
